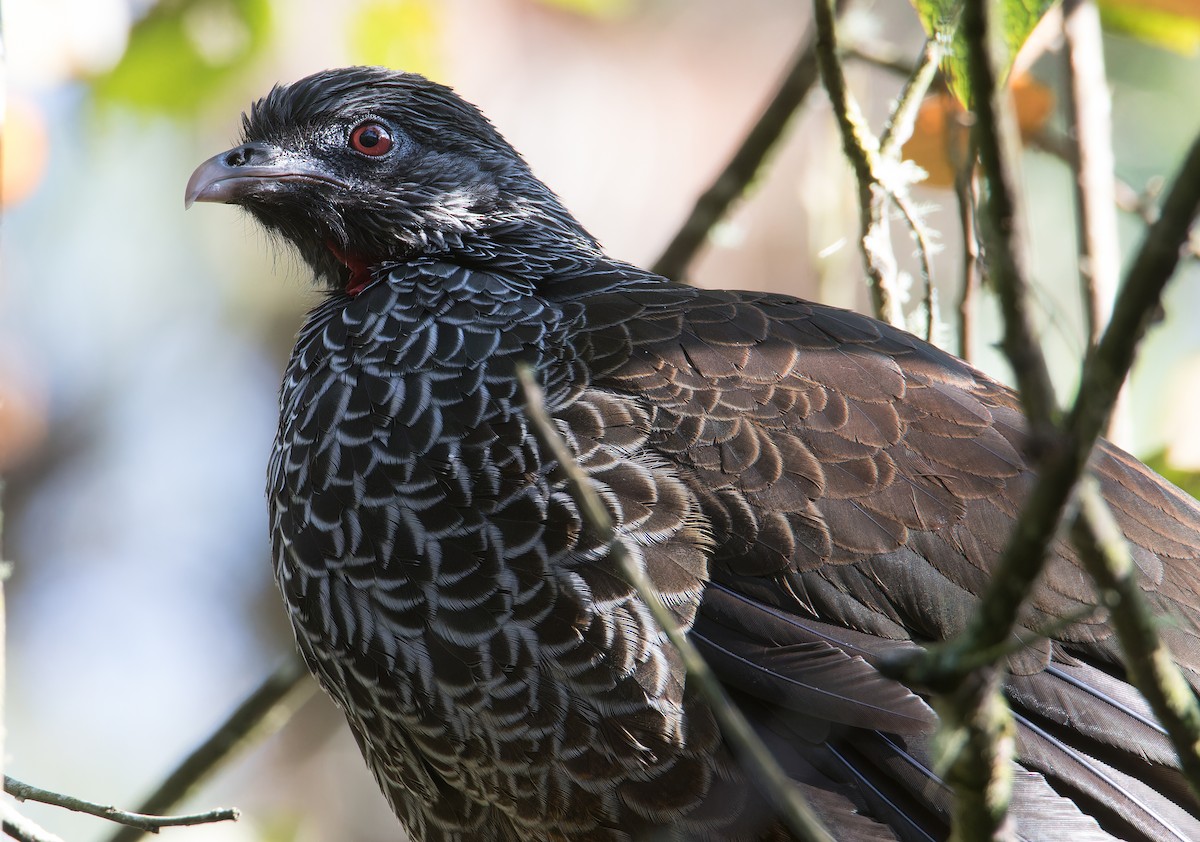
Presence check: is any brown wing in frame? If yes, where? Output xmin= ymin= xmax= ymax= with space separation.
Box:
xmin=572 ymin=280 xmax=1200 ymax=841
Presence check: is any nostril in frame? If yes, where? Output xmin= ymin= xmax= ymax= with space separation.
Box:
xmin=224 ymin=143 xmax=269 ymax=168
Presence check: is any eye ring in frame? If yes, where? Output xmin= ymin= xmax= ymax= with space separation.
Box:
xmin=349 ymin=121 xmax=394 ymax=157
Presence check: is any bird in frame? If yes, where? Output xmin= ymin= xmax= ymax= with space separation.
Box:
xmin=186 ymin=66 xmax=1200 ymax=841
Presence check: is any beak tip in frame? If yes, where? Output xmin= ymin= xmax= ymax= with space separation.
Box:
xmin=184 ymin=169 xmax=210 ymax=210
xmin=185 ymin=151 xmax=238 ymax=210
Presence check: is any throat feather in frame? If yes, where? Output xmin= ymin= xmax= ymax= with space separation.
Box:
xmin=326 ymin=240 xmax=374 ymax=295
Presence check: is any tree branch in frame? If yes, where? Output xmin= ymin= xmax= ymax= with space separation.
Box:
xmin=1063 ymin=0 xmax=1121 ymax=355
xmin=1063 ymin=0 xmax=1131 ymax=447
xmin=955 ymin=165 xmax=981 ymax=361
xmin=892 ymin=2 xmax=1099 ymax=837
xmin=964 ymin=0 xmax=1057 ymax=435
xmin=893 ymin=189 xmax=938 ymax=341
xmin=879 ymin=38 xmax=943 ymax=161
xmin=812 ymin=0 xmax=904 ymax=326
xmin=5 ymin=777 xmax=237 ymax=834
xmin=941 ymin=669 xmax=1016 ymax=842
xmin=1 ymin=802 xmax=64 ymax=842
xmin=105 ymin=653 xmax=314 ymax=842
xmin=813 ymin=0 xmax=944 ymax=330
xmin=915 ymin=130 xmax=1200 ymax=655
xmin=517 ymin=366 xmax=834 ymax=842
xmin=1071 ymin=479 xmax=1200 ymax=803
xmin=845 ymin=43 xmax=918 ymax=79
xmin=884 ymin=40 xmax=944 ymax=342
xmin=651 ymin=34 xmax=822 ymax=281
xmin=895 ymin=95 xmax=1200 ymax=842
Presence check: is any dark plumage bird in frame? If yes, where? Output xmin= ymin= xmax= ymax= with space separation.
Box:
xmin=186 ymin=67 xmax=1200 ymax=841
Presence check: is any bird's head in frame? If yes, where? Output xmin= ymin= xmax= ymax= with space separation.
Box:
xmin=186 ymin=67 xmax=598 ymax=292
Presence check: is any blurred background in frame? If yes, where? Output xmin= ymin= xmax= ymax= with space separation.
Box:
xmin=3 ymin=0 xmax=1200 ymax=839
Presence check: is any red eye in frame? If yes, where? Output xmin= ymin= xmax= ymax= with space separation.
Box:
xmin=350 ymin=121 xmax=393 ymax=156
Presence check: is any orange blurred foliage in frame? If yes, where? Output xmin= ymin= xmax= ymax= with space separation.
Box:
xmin=902 ymin=73 xmax=1056 ymax=188
xmin=3 ymin=95 xmax=50 ymax=207
xmin=0 ymin=364 xmax=47 ymax=472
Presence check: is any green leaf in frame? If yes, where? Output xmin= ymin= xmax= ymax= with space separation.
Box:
xmin=92 ymin=0 xmax=271 ymax=115
xmin=911 ymin=0 xmax=1056 ymax=105
xmin=1099 ymin=0 xmax=1200 ymax=54
xmin=1143 ymin=450 xmax=1200 ymax=502
xmin=349 ymin=0 xmax=442 ymax=76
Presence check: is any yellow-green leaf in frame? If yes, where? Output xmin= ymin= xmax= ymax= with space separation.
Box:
xmin=348 ymin=0 xmax=441 ymax=77
xmin=531 ymin=0 xmax=635 ymax=19
xmin=1143 ymin=450 xmax=1200 ymax=502
xmin=911 ymin=0 xmax=1056 ymax=106
xmin=92 ymin=0 xmax=271 ymax=115
xmin=1099 ymin=0 xmax=1200 ymax=54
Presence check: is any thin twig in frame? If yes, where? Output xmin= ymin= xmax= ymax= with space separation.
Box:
xmin=1063 ymin=0 xmax=1131 ymax=447
xmin=879 ymin=39 xmax=943 ymax=161
xmin=882 ymin=40 xmax=944 ymax=342
xmin=812 ymin=0 xmax=904 ymax=326
xmin=0 ymin=802 xmax=64 ymax=842
xmin=516 ymin=366 xmax=834 ymax=842
xmin=1063 ymin=0 xmax=1121 ymax=355
xmin=893 ymin=190 xmax=938 ymax=341
xmin=845 ymin=43 xmax=918 ymax=78
xmin=811 ymin=0 xmax=875 ymax=193
xmin=1071 ymin=479 xmax=1200 ymax=803
xmin=955 ymin=165 xmax=980 ymax=361
xmin=1114 ymin=174 xmax=1164 ymax=222
xmin=5 ymin=777 xmax=237 ymax=833
xmin=1032 ymin=130 xmax=1200 ymax=264
xmin=106 ymin=653 xmax=314 ymax=842
xmin=963 ymin=0 xmax=1057 ymax=434
xmin=813 ymin=4 xmax=944 ymax=331
xmin=651 ymin=34 xmax=822 ymax=281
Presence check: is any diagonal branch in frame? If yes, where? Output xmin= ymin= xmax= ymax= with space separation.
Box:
xmin=1 ymin=802 xmax=64 ymax=842
xmin=812 ymin=0 xmax=900 ymax=325
xmin=879 ymin=38 xmax=943 ymax=162
xmin=517 ymin=365 xmax=834 ymax=842
xmin=105 ymin=653 xmax=314 ymax=842
xmin=651 ymin=34 xmax=823 ymax=282
xmin=1071 ymin=479 xmax=1200 ymax=803
xmin=884 ymin=2 xmax=1200 ymax=837
xmin=898 ymin=96 xmax=1200 ymax=842
xmin=899 ymin=18 xmax=1200 ymax=695
xmin=893 ymin=189 xmax=938 ymax=341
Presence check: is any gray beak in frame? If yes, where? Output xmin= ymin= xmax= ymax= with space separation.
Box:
xmin=185 ymin=142 xmax=346 ymax=208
